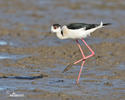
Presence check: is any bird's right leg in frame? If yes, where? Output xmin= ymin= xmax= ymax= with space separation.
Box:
xmin=63 ymin=40 xmax=86 ymax=84
xmin=62 ymin=40 xmax=86 ymax=73
xmin=63 ymin=39 xmax=95 ymax=73
xmin=75 ymin=40 xmax=86 ymax=84
xmin=73 ymin=38 xmax=95 ymax=64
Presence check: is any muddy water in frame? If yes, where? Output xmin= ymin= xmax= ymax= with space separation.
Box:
xmin=0 ymin=0 xmax=125 ymax=100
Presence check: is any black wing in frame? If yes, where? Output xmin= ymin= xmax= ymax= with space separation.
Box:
xmin=67 ymin=23 xmax=99 ymax=30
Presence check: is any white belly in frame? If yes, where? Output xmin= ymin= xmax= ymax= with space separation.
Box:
xmin=64 ymin=29 xmax=89 ymax=39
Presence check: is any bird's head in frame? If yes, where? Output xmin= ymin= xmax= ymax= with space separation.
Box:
xmin=51 ymin=24 xmax=61 ymax=33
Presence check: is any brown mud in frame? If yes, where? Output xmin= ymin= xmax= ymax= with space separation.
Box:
xmin=0 ymin=0 xmax=125 ymax=100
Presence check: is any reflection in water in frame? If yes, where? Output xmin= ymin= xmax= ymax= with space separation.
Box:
xmin=116 ymin=63 xmax=125 ymax=70
xmin=0 ymin=75 xmax=45 ymax=80
xmin=0 ymin=41 xmax=7 ymax=46
xmin=0 ymin=53 xmax=31 ymax=60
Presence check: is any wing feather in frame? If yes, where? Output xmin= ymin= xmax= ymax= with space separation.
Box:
xmin=67 ymin=23 xmax=99 ymax=30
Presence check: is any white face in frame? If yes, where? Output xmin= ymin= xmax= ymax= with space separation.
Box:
xmin=51 ymin=25 xmax=61 ymax=33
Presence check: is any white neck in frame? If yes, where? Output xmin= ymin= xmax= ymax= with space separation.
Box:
xmin=56 ymin=31 xmax=65 ymax=39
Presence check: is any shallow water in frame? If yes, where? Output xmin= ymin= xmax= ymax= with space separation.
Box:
xmin=0 ymin=0 xmax=125 ymax=100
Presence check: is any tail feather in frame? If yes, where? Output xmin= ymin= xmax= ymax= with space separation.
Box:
xmin=103 ymin=23 xmax=111 ymax=26
xmin=98 ymin=21 xmax=111 ymax=28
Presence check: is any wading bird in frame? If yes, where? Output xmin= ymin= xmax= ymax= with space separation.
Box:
xmin=51 ymin=22 xmax=110 ymax=84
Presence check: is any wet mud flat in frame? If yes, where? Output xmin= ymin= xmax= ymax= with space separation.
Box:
xmin=0 ymin=0 xmax=125 ymax=100
xmin=0 ymin=28 xmax=125 ymax=100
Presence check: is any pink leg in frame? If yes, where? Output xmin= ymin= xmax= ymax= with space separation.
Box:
xmin=76 ymin=61 xmax=85 ymax=84
xmin=63 ymin=38 xmax=95 ymax=83
xmin=75 ymin=39 xmax=95 ymax=84
xmin=76 ymin=40 xmax=85 ymax=58
xmin=81 ymin=38 xmax=95 ymax=59
xmin=75 ymin=40 xmax=85 ymax=84
xmin=74 ymin=39 xmax=95 ymax=65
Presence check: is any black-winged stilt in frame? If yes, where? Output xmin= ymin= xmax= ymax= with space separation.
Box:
xmin=51 ymin=22 xmax=111 ymax=84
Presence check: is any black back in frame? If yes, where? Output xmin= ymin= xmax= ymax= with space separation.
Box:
xmin=67 ymin=23 xmax=99 ymax=30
